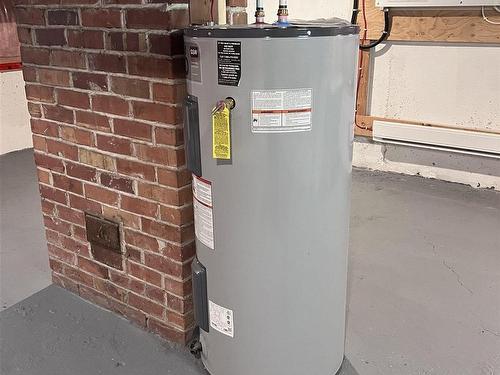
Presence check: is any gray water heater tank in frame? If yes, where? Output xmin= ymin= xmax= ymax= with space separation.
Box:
xmin=184 ymin=20 xmax=359 ymax=375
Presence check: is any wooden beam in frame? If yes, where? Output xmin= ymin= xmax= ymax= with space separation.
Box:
xmin=355 ymin=115 xmax=374 ymax=137
xmin=356 ymin=49 xmax=371 ymax=116
xmin=354 ymin=50 xmax=373 ymax=137
xmin=358 ymin=0 xmax=500 ymax=44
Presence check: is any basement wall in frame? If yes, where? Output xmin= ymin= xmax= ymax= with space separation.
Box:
xmin=0 ymin=70 xmax=32 ymax=155
xmin=247 ymin=0 xmax=500 ymax=191
xmin=0 ymin=1 xmax=32 ymax=155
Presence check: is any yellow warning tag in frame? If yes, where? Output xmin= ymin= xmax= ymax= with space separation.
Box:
xmin=212 ymin=107 xmax=231 ymax=160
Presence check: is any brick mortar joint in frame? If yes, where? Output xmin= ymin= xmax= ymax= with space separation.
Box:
xmin=21 ymin=46 xmax=186 ymax=65
xmin=23 ymin=63 xmax=187 ymax=86
xmin=31 ymin=123 xmax=184 ymax=155
xmin=39 ymin=188 xmax=194 ymax=238
xmin=35 ymin=143 xmax=190 ymax=173
xmin=124 ymin=242 xmax=196 ymax=267
xmin=30 ymin=87 xmax=185 ymax=110
xmin=48 ymin=250 xmax=194 ymax=292
xmin=39 ymin=185 xmax=194 ymax=229
xmin=51 ymin=268 xmax=194 ymax=322
xmin=43 ymin=173 xmax=192 ymax=202
xmin=43 ymin=223 xmax=194 ymax=274
xmin=18 ymin=27 xmax=186 ymax=48
xmin=52 ymin=272 xmax=174 ymax=333
xmin=31 ymin=98 xmax=185 ymax=127
xmin=39 ymin=192 xmax=195 ymax=238
xmin=32 ymin=123 xmax=185 ymax=152
xmin=44 ymin=219 xmax=195 ymax=274
xmin=18 ymin=28 xmax=184 ymax=39
xmin=126 ymin=268 xmax=194 ymax=292
xmin=44 ymin=214 xmax=194 ymax=263
xmin=38 ymin=172 xmax=193 ymax=207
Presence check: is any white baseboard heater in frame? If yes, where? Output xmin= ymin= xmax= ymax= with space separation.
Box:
xmin=373 ymin=120 xmax=500 ymax=159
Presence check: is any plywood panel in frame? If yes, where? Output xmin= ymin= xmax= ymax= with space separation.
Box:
xmin=358 ymin=0 xmax=500 ymax=44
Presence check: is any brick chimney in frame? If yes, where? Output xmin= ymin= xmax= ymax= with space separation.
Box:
xmin=14 ymin=0 xmax=195 ymax=343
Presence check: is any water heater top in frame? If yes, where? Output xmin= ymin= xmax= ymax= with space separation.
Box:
xmin=184 ymin=18 xmax=359 ymax=39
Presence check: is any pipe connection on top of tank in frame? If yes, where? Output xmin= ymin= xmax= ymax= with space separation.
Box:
xmin=253 ymin=0 xmax=291 ymax=26
xmin=277 ymin=0 xmax=289 ymax=25
xmin=255 ymin=0 xmax=265 ymax=24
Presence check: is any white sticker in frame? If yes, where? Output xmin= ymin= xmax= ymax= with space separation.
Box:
xmin=251 ymin=88 xmax=313 ymax=133
xmin=209 ymin=300 xmax=234 ymax=338
xmin=192 ymin=175 xmax=213 ymax=206
xmin=192 ymin=175 xmax=214 ymax=250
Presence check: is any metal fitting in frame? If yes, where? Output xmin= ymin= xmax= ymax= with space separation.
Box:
xmin=277 ymin=0 xmax=289 ymax=25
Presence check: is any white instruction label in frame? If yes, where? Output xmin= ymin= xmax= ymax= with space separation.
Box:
xmin=251 ymin=88 xmax=313 ymax=133
xmin=209 ymin=300 xmax=234 ymax=338
xmin=192 ymin=175 xmax=214 ymax=250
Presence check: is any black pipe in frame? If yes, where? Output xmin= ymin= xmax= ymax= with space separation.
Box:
xmin=359 ymin=8 xmax=391 ymax=50
xmin=351 ymin=0 xmax=359 ymax=25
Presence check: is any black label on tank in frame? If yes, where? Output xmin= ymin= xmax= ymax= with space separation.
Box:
xmin=190 ymin=46 xmax=199 ymax=58
xmin=217 ymin=41 xmax=241 ymax=86
xmin=187 ymin=44 xmax=202 ymax=83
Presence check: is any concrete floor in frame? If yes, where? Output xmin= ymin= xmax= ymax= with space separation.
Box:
xmin=347 ymin=171 xmax=500 ymax=375
xmin=0 ymin=285 xmax=207 ymax=375
xmin=0 ymin=150 xmax=51 ymax=310
xmin=1 ymin=149 xmax=499 ymax=375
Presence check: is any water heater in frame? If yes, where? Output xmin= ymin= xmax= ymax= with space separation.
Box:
xmin=184 ymin=20 xmax=359 ymax=375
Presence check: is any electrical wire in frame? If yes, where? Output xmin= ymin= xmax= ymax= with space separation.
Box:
xmin=351 ymin=0 xmax=391 ymax=49
xmin=351 ymin=0 xmax=360 ymax=24
xmin=481 ymin=6 xmax=500 ymax=25
xmin=360 ymin=7 xmax=390 ymax=50
xmin=356 ymin=1 xmax=368 ymax=101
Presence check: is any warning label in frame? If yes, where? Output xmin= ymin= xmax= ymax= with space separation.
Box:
xmin=192 ymin=175 xmax=214 ymax=250
xmin=212 ymin=107 xmax=231 ymax=160
xmin=209 ymin=300 xmax=234 ymax=338
xmin=251 ymin=89 xmax=313 ymax=133
xmin=218 ymin=41 xmax=241 ymax=87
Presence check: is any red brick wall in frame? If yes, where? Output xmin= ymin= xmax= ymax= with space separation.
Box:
xmin=14 ymin=0 xmax=195 ymax=344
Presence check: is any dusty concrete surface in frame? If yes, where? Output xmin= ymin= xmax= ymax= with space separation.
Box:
xmin=347 ymin=170 xmax=500 ymax=375
xmin=353 ymin=138 xmax=500 ymax=191
xmin=0 ymin=285 xmax=207 ymax=375
xmin=0 ymin=150 xmax=499 ymax=374
xmin=0 ymin=285 xmax=359 ymax=375
xmin=0 ymin=149 xmax=51 ymax=310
